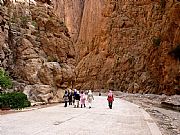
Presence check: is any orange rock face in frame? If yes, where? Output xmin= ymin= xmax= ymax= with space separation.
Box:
xmin=54 ymin=0 xmax=180 ymax=95
xmin=5 ymin=2 xmax=76 ymax=103
xmin=1 ymin=0 xmax=179 ymax=98
xmin=53 ymin=0 xmax=85 ymax=42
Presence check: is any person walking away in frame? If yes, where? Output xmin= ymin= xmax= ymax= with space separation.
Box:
xmin=107 ymin=90 xmax=114 ymax=109
xmin=87 ymin=90 xmax=94 ymax=109
xmin=63 ymin=90 xmax=69 ymax=107
xmin=74 ymin=90 xmax=80 ymax=108
xmin=73 ymin=89 xmax=77 ymax=105
xmin=80 ymin=91 xmax=86 ymax=108
xmin=99 ymin=91 xmax=101 ymax=96
xmin=68 ymin=89 xmax=73 ymax=105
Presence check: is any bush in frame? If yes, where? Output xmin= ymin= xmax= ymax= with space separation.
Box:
xmin=169 ymin=45 xmax=180 ymax=60
xmin=0 ymin=69 xmax=12 ymax=89
xmin=0 ymin=92 xmax=31 ymax=109
xmin=59 ymin=21 xmax=65 ymax=26
xmin=47 ymin=56 xmax=58 ymax=62
xmin=160 ymin=0 xmax=166 ymax=9
xmin=20 ymin=16 xmax=29 ymax=28
xmin=31 ymin=21 xmax=37 ymax=28
xmin=152 ymin=37 xmax=161 ymax=47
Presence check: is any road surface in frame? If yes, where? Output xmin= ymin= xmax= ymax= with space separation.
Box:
xmin=0 ymin=96 xmax=162 ymax=135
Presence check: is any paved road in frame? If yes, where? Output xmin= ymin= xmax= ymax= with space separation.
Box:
xmin=0 ymin=96 xmax=162 ymax=135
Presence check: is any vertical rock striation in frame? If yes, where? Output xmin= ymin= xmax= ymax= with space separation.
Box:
xmin=1 ymin=0 xmax=179 ymax=99
xmin=53 ymin=0 xmax=85 ymax=42
xmin=53 ymin=0 xmax=180 ymax=95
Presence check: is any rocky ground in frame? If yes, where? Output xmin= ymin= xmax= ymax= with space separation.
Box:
xmin=111 ymin=91 xmax=180 ymax=135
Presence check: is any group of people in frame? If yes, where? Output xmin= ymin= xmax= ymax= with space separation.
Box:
xmin=63 ymin=89 xmax=94 ymax=109
xmin=63 ymin=89 xmax=114 ymax=109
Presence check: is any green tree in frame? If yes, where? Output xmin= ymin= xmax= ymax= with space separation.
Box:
xmin=0 ymin=69 xmax=12 ymax=89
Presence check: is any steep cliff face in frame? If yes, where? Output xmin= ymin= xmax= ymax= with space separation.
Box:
xmin=53 ymin=0 xmax=85 ymax=42
xmin=75 ymin=0 xmax=105 ymax=62
xmin=53 ymin=0 xmax=180 ymax=95
xmin=1 ymin=0 xmax=180 ymax=98
xmin=0 ymin=1 xmax=76 ymax=103
xmin=77 ymin=0 xmax=105 ymax=43
xmin=0 ymin=6 xmax=11 ymax=71
xmin=53 ymin=0 xmax=105 ymax=60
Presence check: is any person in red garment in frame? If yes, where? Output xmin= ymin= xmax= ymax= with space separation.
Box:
xmin=107 ymin=90 xmax=114 ymax=109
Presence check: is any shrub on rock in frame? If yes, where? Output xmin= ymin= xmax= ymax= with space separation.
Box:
xmin=0 ymin=69 xmax=12 ymax=89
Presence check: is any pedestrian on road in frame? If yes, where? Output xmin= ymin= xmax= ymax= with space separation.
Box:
xmin=68 ymin=89 xmax=73 ymax=105
xmin=74 ymin=90 xmax=80 ymax=108
xmin=63 ymin=90 xmax=69 ymax=107
xmin=80 ymin=91 xmax=86 ymax=108
xmin=87 ymin=90 xmax=94 ymax=109
xmin=107 ymin=90 xmax=114 ymax=109
xmin=73 ymin=89 xmax=77 ymax=105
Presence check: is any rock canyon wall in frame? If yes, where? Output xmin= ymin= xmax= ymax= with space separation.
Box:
xmin=53 ymin=0 xmax=85 ymax=42
xmin=54 ymin=0 xmax=180 ymax=95
xmin=0 ymin=0 xmax=76 ymax=103
xmin=0 ymin=0 xmax=180 ymax=105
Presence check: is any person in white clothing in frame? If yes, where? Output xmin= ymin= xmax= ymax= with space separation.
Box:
xmin=87 ymin=90 xmax=94 ymax=108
